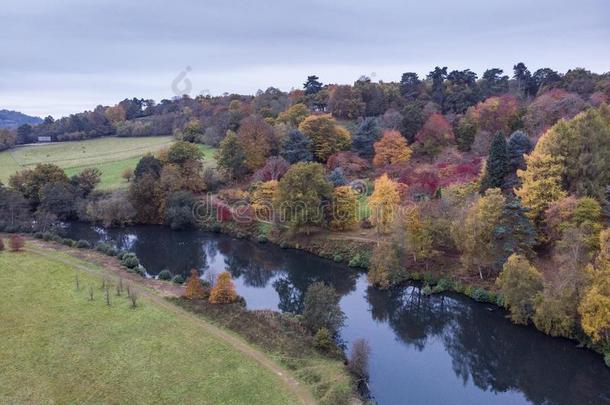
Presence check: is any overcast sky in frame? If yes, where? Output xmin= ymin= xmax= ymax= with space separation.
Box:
xmin=1 ymin=0 xmax=608 ymax=118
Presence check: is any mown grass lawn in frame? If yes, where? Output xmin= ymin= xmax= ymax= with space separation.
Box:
xmin=0 ymin=249 xmax=294 ymax=404
xmin=0 ymin=137 xmax=217 ymax=189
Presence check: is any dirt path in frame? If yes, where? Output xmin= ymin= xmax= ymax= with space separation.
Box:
xmin=24 ymin=243 xmax=316 ymax=405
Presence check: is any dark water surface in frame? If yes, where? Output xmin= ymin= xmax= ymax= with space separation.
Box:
xmin=61 ymin=223 xmax=610 ymax=405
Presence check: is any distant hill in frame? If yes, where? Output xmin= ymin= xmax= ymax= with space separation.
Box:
xmin=0 ymin=109 xmax=43 ymax=128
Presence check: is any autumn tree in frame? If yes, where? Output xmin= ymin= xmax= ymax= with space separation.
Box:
xmin=326 ymin=151 xmax=368 ymax=178
xmin=216 ymin=131 xmax=247 ymax=179
xmin=328 ymin=85 xmax=365 ymax=119
xmin=453 ymin=188 xmax=506 ymax=279
xmin=404 ymin=207 xmax=435 ymax=268
xmin=496 ymin=254 xmax=543 ymax=324
xmin=579 ymin=229 xmax=610 ymax=346
xmin=250 ymin=180 xmax=278 ymax=219
xmin=329 ymin=186 xmax=358 ymax=231
xmin=276 ymin=103 xmax=310 ymax=127
xmin=9 ymin=163 xmax=69 ymax=206
xmin=298 ymin=114 xmax=351 ymax=162
xmin=167 ymin=141 xmax=203 ymax=165
xmin=252 ymin=156 xmax=289 ymax=182
xmin=465 ymin=95 xmax=519 ymax=135
xmin=480 ymin=132 xmax=508 ymax=192
xmin=9 ymin=234 xmax=25 ymax=252
xmin=274 ymin=162 xmax=332 ymax=230
xmin=302 ymin=282 xmax=346 ymax=335
xmin=372 ymin=130 xmax=412 ymax=167
xmin=368 ymin=174 xmax=400 ymax=234
xmin=280 ymin=129 xmax=313 ymax=164
xmin=367 ymin=241 xmax=403 ymax=288
xmin=523 ymin=104 xmax=610 ymax=200
xmin=524 ymin=89 xmax=586 ymax=136
xmin=237 ymin=116 xmax=276 ymax=171
xmin=184 ymin=269 xmax=206 ymax=299
xmin=515 ymin=152 xmax=566 ymax=224
xmin=415 ymin=113 xmax=454 ymax=156
xmin=209 ymin=271 xmax=238 ymax=304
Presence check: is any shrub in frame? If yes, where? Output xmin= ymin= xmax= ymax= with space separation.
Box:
xmin=172 ymin=274 xmax=185 ymax=284
xmin=313 ymin=327 xmax=334 ymax=352
xmin=348 ymin=253 xmax=370 ymax=269
xmin=61 ymin=238 xmax=75 ymax=247
xmin=42 ymin=232 xmax=54 ymax=241
xmin=433 ymin=278 xmax=454 ymax=293
xmin=9 ymin=235 xmax=25 ymax=252
xmin=75 ymin=240 xmax=91 ymax=249
xmin=257 ymin=235 xmax=268 ymax=244
xmin=134 ymin=265 xmax=147 ymax=277
xmin=333 ymin=254 xmax=343 ymax=263
xmin=120 ymin=253 xmax=140 ymax=269
xmin=117 ymin=250 xmax=129 ymax=260
xmin=470 ymin=287 xmax=490 ymax=302
xmin=279 ymin=241 xmax=289 ymax=249
xmin=33 ymin=232 xmax=44 ymax=239
xmin=95 ymin=242 xmax=113 ymax=254
xmin=158 ymin=269 xmax=173 ymax=281
xmin=0 ymin=238 xmax=4 ymax=251
xmin=421 ymin=284 xmax=433 ymax=296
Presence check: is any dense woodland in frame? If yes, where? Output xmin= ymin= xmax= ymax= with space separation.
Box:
xmin=1 ymin=63 xmax=610 ymax=365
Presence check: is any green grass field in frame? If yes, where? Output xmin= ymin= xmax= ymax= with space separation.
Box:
xmin=0 ymin=137 xmax=216 ymax=190
xmin=0 ymin=249 xmax=294 ymax=404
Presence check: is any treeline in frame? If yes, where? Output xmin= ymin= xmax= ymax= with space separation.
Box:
xmin=1 ymin=63 xmax=607 ymax=152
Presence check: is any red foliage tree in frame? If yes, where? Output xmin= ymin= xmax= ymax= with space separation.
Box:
xmin=415 ymin=113 xmax=454 ymax=156
xmin=326 ymin=151 xmax=369 ymax=178
xmin=9 ymin=235 xmax=25 ymax=252
xmin=252 ymin=156 xmax=289 ymax=182
xmin=466 ymin=95 xmax=519 ymax=134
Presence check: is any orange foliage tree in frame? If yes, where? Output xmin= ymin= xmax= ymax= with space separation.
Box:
xmin=372 ymin=130 xmax=412 ymax=167
xmin=184 ymin=269 xmax=206 ymax=299
xmin=237 ymin=116 xmax=276 ymax=172
xmin=209 ymin=271 xmax=238 ymax=304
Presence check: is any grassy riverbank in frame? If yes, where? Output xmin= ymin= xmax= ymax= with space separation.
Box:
xmin=0 ymin=248 xmax=299 ymax=404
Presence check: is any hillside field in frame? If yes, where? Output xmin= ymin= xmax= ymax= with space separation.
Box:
xmin=0 ymin=248 xmax=295 ymax=404
xmin=0 ymin=137 xmax=216 ymax=189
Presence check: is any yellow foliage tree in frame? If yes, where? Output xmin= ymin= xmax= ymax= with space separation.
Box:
xmin=184 ymin=269 xmax=206 ymax=300
xmin=330 ymin=186 xmax=358 ymax=231
xmin=251 ymin=180 xmax=278 ymax=219
xmin=372 ymin=130 xmax=412 ymax=167
xmin=453 ymin=188 xmax=505 ymax=279
xmin=368 ymin=174 xmax=400 ymax=234
xmin=277 ymin=103 xmax=310 ymax=127
xmin=404 ymin=206 xmax=435 ymax=267
xmin=579 ymin=229 xmax=610 ymax=345
xmin=515 ymin=152 xmax=566 ymax=223
xmin=298 ymin=114 xmax=351 ymax=162
xmin=209 ymin=271 xmax=238 ymax=304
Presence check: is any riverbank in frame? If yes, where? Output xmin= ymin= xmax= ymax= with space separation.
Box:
xmin=198 ymin=217 xmax=610 ymax=366
xmin=2 ymin=235 xmax=359 ymax=404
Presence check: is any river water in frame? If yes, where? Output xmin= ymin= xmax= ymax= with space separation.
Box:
xmin=61 ymin=223 xmax=610 ymax=405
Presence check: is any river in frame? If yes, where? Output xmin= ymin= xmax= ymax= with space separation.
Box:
xmin=61 ymin=223 xmax=610 ymax=405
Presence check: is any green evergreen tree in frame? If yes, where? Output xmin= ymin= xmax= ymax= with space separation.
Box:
xmin=352 ymin=117 xmax=381 ymax=158
xmin=493 ymin=198 xmax=537 ymax=271
xmin=481 ymin=131 xmax=508 ymax=192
